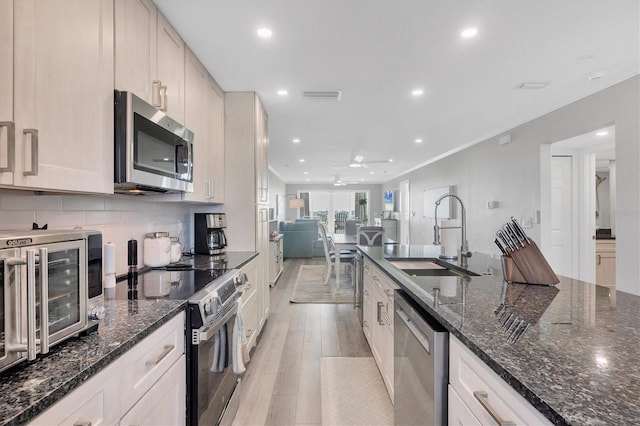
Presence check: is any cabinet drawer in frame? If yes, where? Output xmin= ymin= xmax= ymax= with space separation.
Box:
xmin=120 ymin=355 xmax=186 ymax=426
xmin=448 ymin=384 xmax=481 ymax=426
xmin=449 ymin=335 xmax=551 ymax=426
xmin=29 ymin=363 xmax=122 ymax=426
xmin=120 ymin=312 xmax=185 ymax=408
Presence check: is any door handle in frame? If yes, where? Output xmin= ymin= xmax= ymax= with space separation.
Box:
xmin=597 ymin=254 xmax=601 ymax=265
xmin=0 ymin=121 xmax=15 ymax=172
xmin=151 ymin=80 xmax=162 ymax=108
xmin=38 ymin=248 xmax=49 ymax=354
xmin=145 ymin=344 xmax=175 ymax=367
xmin=160 ymin=85 xmax=168 ymax=111
xmin=23 ymin=129 xmax=38 ymax=176
xmin=26 ymin=250 xmax=37 ymax=360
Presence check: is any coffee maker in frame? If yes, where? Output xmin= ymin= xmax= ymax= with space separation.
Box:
xmin=194 ymin=213 xmax=227 ymax=258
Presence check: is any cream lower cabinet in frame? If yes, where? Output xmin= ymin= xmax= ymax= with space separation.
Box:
xmin=1 ymin=0 xmax=114 ymax=193
xmin=237 ymin=256 xmax=265 ymax=349
xmin=362 ymin=258 xmax=396 ymax=400
xmin=269 ymin=236 xmax=284 ymax=287
xmin=29 ymin=313 xmax=186 ymax=426
xmin=449 ymin=334 xmax=551 ymax=426
xmin=595 ymin=240 xmax=616 ymax=287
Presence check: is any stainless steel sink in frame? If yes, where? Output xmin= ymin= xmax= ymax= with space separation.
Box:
xmin=386 ymin=258 xmax=479 ymax=277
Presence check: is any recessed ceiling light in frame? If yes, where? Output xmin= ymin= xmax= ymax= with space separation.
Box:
xmin=277 ymin=89 xmax=288 ymax=96
xmin=303 ymin=171 xmax=309 ymax=174
xmin=460 ymin=28 xmax=478 ymax=38
xmin=411 ymin=89 xmax=424 ymax=96
xmin=360 ymin=178 xmax=364 ymax=181
xmin=257 ymin=28 xmax=272 ymax=38
xmin=299 ymin=159 xmax=305 ymax=163
xmin=415 ymin=138 xmax=423 ymax=143
xmin=292 ymin=138 xmax=300 ymax=143
xmin=369 ymin=171 xmax=374 ymax=175
xmin=389 ymin=159 xmax=393 ymax=162
xmin=596 ymin=131 xmax=609 ymax=136
xmin=306 ymin=178 xmax=310 ymax=181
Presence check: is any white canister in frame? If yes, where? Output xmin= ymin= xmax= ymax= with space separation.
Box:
xmin=143 ymin=232 xmax=171 ymax=267
xmin=170 ymin=237 xmax=182 ymax=263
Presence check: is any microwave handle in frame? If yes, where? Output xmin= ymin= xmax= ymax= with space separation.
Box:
xmin=39 ymin=248 xmax=49 ymax=354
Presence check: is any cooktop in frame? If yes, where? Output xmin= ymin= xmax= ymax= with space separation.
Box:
xmin=111 ymin=268 xmax=227 ymax=301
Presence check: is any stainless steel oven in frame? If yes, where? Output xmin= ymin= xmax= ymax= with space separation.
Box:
xmin=0 ymin=229 xmax=103 ymax=373
xmin=187 ymin=269 xmax=244 ymax=426
xmin=114 ymin=90 xmax=194 ymax=194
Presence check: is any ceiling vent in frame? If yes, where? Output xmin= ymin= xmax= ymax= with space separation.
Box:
xmin=302 ymin=90 xmax=343 ymax=101
xmin=515 ymin=81 xmax=550 ymax=90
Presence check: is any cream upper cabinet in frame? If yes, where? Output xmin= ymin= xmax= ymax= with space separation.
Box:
xmin=183 ymin=49 xmax=225 ymax=203
xmin=115 ymin=0 xmax=185 ymax=123
xmin=0 ymin=0 xmax=14 ymax=186
xmin=10 ymin=0 xmax=113 ymax=193
xmin=204 ymin=76 xmax=225 ymax=203
xmin=255 ymin=100 xmax=269 ymax=204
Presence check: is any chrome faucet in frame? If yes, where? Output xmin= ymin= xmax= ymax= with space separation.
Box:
xmin=433 ymin=193 xmax=472 ymax=269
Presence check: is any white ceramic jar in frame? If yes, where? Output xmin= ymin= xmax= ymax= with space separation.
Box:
xmin=143 ymin=232 xmax=171 ymax=267
xmin=170 ymin=237 xmax=182 ymax=263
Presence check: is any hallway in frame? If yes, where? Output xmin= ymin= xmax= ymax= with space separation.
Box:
xmin=232 ymin=258 xmax=374 ymax=425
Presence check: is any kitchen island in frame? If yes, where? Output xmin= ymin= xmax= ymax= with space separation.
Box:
xmin=360 ymin=244 xmax=640 ymax=425
xmin=0 ymin=251 xmax=258 ymax=425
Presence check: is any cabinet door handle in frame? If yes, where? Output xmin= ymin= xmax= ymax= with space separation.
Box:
xmin=73 ymin=422 xmax=92 ymax=426
xmin=376 ymin=302 xmax=384 ymax=325
xmin=22 ymin=129 xmax=38 ymax=176
xmin=209 ymin=180 xmax=215 ymax=199
xmin=597 ymin=254 xmax=601 ymax=265
xmin=145 ymin=344 xmax=175 ymax=367
xmin=473 ymin=391 xmax=516 ymax=426
xmin=160 ymin=85 xmax=168 ymax=111
xmin=151 ymin=80 xmax=162 ymax=108
xmin=0 ymin=121 xmax=15 ymax=172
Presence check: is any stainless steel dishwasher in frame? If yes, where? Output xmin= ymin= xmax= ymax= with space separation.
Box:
xmin=394 ymin=290 xmax=449 ymax=425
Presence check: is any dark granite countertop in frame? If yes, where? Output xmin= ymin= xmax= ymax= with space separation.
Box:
xmin=0 ymin=251 xmax=258 ymax=425
xmin=359 ymin=244 xmax=640 ymax=425
xmin=0 ymin=297 xmax=185 ymax=425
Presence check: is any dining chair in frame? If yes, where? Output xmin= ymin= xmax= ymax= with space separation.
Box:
xmin=334 ymin=211 xmax=348 ymax=234
xmin=318 ymin=222 xmax=355 ymax=286
xmin=357 ymin=226 xmax=383 ymax=246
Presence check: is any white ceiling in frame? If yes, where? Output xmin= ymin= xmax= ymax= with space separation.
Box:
xmin=154 ymin=0 xmax=639 ymax=185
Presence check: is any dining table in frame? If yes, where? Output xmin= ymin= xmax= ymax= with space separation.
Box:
xmin=330 ymin=233 xmax=357 ymax=285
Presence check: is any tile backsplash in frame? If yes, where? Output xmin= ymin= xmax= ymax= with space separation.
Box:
xmin=0 ymin=192 xmax=223 ymax=276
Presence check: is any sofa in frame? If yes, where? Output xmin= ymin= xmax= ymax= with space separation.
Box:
xmin=279 ymin=220 xmax=325 ymax=258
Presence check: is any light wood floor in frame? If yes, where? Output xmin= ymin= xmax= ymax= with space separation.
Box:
xmin=232 ymin=258 xmax=372 ymax=426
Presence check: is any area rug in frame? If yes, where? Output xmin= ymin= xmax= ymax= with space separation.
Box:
xmin=320 ymin=357 xmax=393 ymax=425
xmin=290 ymin=264 xmax=353 ymax=304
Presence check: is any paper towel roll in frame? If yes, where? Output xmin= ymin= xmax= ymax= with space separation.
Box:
xmin=439 ymin=220 xmax=460 ymax=259
xmin=104 ymin=275 xmax=116 ymax=289
xmin=104 ymin=242 xmax=116 ymax=275
xmin=440 ymin=276 xmax=457 ymax=297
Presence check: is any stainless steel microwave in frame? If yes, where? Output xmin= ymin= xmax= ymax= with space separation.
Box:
xmin=0 ymin=229 xmax=103 ymax=373
xmin=114 ymin=90 xmax=194 ymax=194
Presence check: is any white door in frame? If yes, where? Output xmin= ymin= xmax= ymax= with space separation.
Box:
xmin=399 ymin=180 xmax=410 ymax=244
xmin=156 ymin=11 xmax=185 ymax=123
xmin=550 ymin=156 xmax=573 ymax=278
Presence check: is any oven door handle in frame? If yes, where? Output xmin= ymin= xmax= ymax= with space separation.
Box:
xmin=38 ymin=248 xmax=49 ymax=354
xmin=195 ymin=303 xmax=238 ymax=344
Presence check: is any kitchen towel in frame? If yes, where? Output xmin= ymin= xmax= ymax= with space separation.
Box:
xmin=210 ymin=325 xmax=227 ymax=373
xmin=233 ymin=303 xmax=247 ymax=374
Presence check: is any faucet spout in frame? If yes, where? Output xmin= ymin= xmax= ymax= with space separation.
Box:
xmin=433 ymin=193 xmax=472 ymax=268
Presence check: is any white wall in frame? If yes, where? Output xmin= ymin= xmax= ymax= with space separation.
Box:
xmin=384 ymin=75 xmax=639 ymax=295
xmin=0 ymin=191 xmax=223 ymax=276
xmin=268 ymin=169 xmax=287 ymax=222
xmin=284 ymin=183 xmax=383 ymax=222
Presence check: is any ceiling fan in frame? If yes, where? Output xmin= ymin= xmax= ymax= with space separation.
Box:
xmin=328 ymin=154 xmax=391 ymax=170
